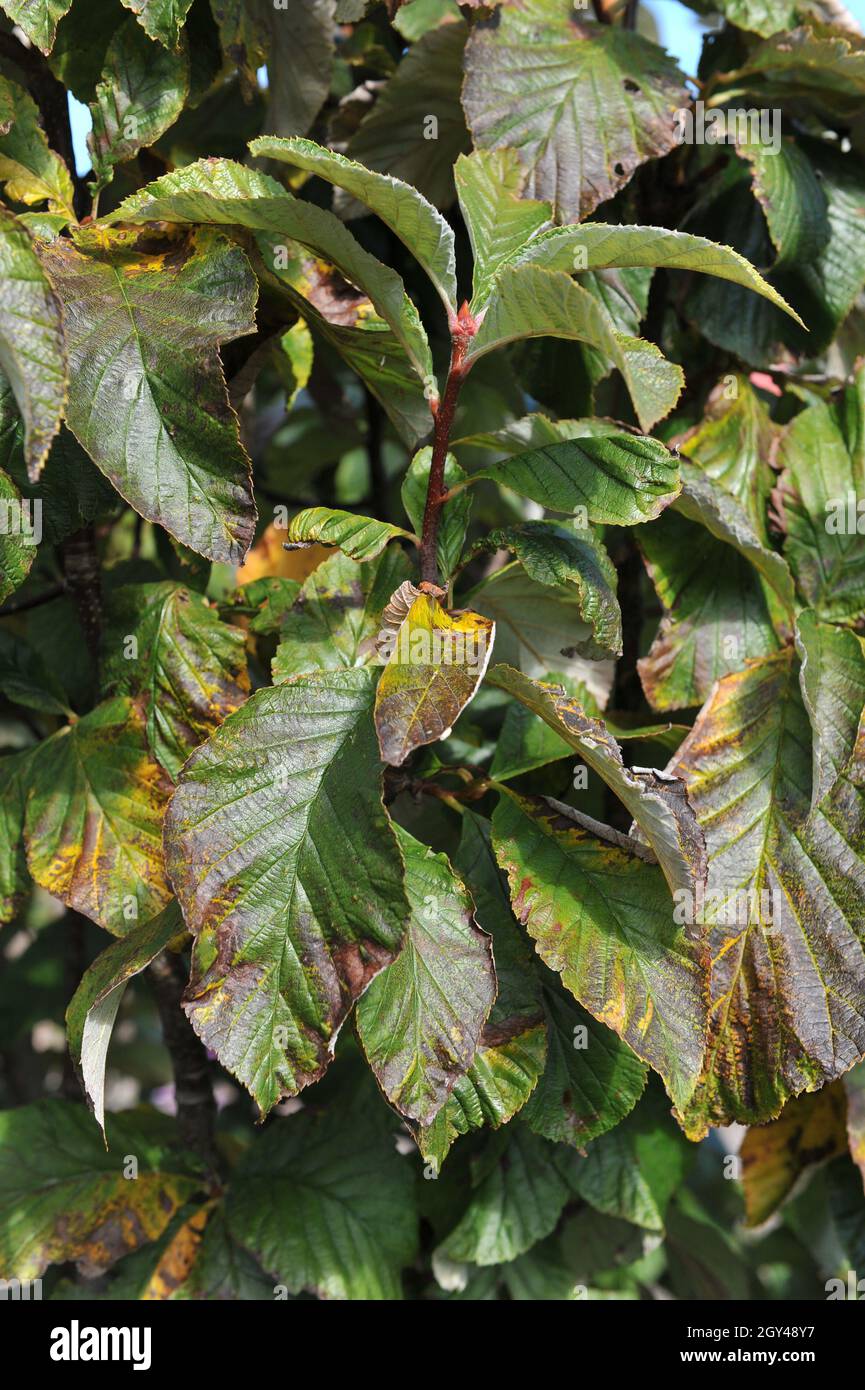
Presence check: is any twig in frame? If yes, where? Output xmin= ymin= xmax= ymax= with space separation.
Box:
xmin=607 ymin=531 xmax=646 ymax=832
xmin=542 ymin=796 xmax=657 ymax=861
xmin=61 ymin=527 xmax=102 ymax=677
xmin=419 ymin=310 xmax=476 ymax=585
xmin=147 ymin=951 xmax=220 ymax=1179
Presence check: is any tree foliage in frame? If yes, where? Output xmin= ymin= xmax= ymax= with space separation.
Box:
xmin=1 ymin=0 xmax=864 ymax=1303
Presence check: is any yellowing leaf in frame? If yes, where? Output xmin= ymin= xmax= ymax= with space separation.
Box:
xmin=0 ymin=1100 xmax=200 ymax=1281
xmin=374 ymin=592 xmax=495 ymax=766
xmin=24 ymin=696 xmax=173 ymax=936
xmin=0 ymin=77 xmax=75 ymax=216
xmin=141 ymin=1203 xmax=213 ymax=1300
xmin=740 ymin=1084 xmax=848 ymax=1227
xmin=236 ymin=522 xmax=330 ymax=584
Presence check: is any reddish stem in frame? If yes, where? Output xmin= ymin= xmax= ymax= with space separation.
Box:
xmin=419 ymin=327 xmax=473 ymax=586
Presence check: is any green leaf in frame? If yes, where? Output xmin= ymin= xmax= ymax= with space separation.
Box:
xmin=674 ymin=461 xmax=796 ymax=617
xmin=0 ymin=1100 xmax=200 ymax=1279
xmin=226 ymin=1082 xmax=418 ymax=1299
xmin=258 ymin=234 xmax=431 ymax=445
xmin=678 ymin=375 xmax=777 ymax=541
xmin=462 ymin=2 xmax=688 ymax=222
xmin=341 ymin=18 xmax=470 ymax=217
xmin=417 ymin=809 xmax=547 ymax=1169
xmin=792 ymin=141 xmax=865 ymax=347
xmin=491 ymin=789 xmax=706 ymax=1110
xmin=796 ymin=609 xmax=865 ymax=812
xmin=374 ymin=592 xmax=495 ymax=765
xmin=454 ymin=410 xmax=624 ymax=457
xmin=0 ymin=74 xmax=13 ymax=134
xmin=671 ymin=648 xmax=865 ymax=1134
xmin=455 ymin=148 xmax=551 ymax=310
xmin=251 ymin=134 xmax=459 ymax=317
xmin=286 ymin=505 xmax=414 ymax=560
xmin=261 ymin=0 xmax=334 ymax=138
xmin=393 ymin=0 xmax=461 ymax=41
xmin=466 ymin=264 xmax=683 ymax=433
xmin=827 ymin=1154 xmax=865 ymax=1270
xmin=638 ymin=509 xmax=780 ymax=713
xmin=66 ymin=901 xmax=186 ymax=1136
xmin=712 ymin=0 xmax=797 ymax=37
xmin=357 ymin=825 xmax=495 ymax=1124
xmin=490 ymin=686 xmax=687 ymax=781
xmin=471 ymin=426 xmax=680 ymax=526
xmin=664 ymin=1189 xmax=751 ymax=1301
xmin=522 ymin=976 xmax=647 ymax=1150
xmin=209 ymin=0 xmax=267 ymax=87
xmin=489 ymin=684 xmax=597 ymax=781
xmin=24 ymin=695 xmax=173 ymax=935
xmin=0 ymin=746 xmax=33 ymax=923
xmin=120 ymin=0 xmax=195 ymax=49
xmin=401 ymin=446 xmax=471 ymax=581
xmin=437 ymin=1125 xmax=578 ymax=1266
xmin=164 ymin=669 xmax=410 ymax=1115
xmin=0 ymin=466 xmax=36 ymax=601
xmin=776 ymin=366 xmax=865 ymax=623
xmin=738 ymin=136 xmax=829 ymax=271
xmin=0 ymin=0 xmax=72 ymax=53
xmin=108 ymin=158 xmax=435 ymax=390
xmin=102 ymin=580 xmax=250 ymax=779
xmin=733 ymin=24 xmax=865 ymax=114
xmin=273 ymin=545 xmax=410 ymax=682
xmin=474 ymin=521 xmax=621 ymax=661
xmin=0 ymin=207 xmax=65 ymax=481
xmin=0 ymin=76 xmax=76 ymax=216
xmin=0 ymin=374 xmax=117 ymax=544
xmin=489 ymin=664 xmax=706 ymax=901
xmin=571 ymin=1085 xmax=692 ymax=1231
xmin=501 ymin=1235 xmax=593 ymax=1301
xmin=0 ymin=627 xmax=71 ymax=715
xmin=508 ymin=222 xmax=805 ymax=327
xmin=88 ymin=16 xmax=189 ymax=195
xmin=37 ymin=227 xmax=257 ymax=564
xmin=467 ymin=564 xmax=615 ymax=710
xmin=46 ymin=0 xmax=127 ymax=102
xmin=560 ymin=1206 xmax=644 ymax=1282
